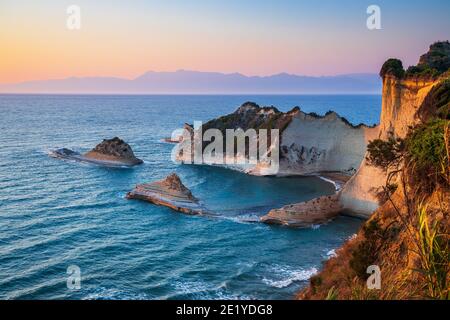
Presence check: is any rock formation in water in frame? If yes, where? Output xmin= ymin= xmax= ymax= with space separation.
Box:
xmin=176 ymin=102 xmax=373 ymax=177
xmin=50 ymin=137 xmax=143 ymax=166
xmin=260 ymin=194 xmax=342 ymax=227
xmin=126 ymin=173 xmax=208 ymax=215
xmin=84 ymin=137 xmax=143 ymax=165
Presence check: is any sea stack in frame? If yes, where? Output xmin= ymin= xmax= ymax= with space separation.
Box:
xmin=126 ymin=173 xmax=207 ymax=215
xmin=84 ymin=137 xmax=143 ymax=165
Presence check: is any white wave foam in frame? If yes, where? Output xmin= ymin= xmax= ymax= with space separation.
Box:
xmin=326 ymin=249 xmax=337 ymax=258
xmin=318 ymin=176 xmax=341 ymax=191
xmin=171 ymin=280 xmax=253 ymax=300
xmin=223 ymin=214 xmax=260 ymax=224
xmin=347 ymin=233 xmax=357 ymax=240
xmin=83 ymin=287 xmax=149 ymax=300
xmin=262 ymin=265 xmax=318 ymax=289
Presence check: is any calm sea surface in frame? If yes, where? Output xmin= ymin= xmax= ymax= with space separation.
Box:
xmin=0 ymin=94 xmax=380 ymax=299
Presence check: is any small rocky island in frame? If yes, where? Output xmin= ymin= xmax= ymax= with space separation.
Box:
xmin=260 ymin=194 xmax=342 ymax=228
xmin=50 ymin=137 xmax=143 ymax=166
xmin=126 ymin=173 xmax=208 ymax=215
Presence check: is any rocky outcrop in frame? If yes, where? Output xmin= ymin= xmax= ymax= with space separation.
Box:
xmin=126 ymin=173 xmax=208 ymax=215
xmin=176 ymin=102 xmax=373 ymax=177
xmin=84 ymin=137 xmax=143 ymax=165
xmin=277 ymin=111 xmax=375 ymax=176
xmin=49 ymin=137 xmax=143 ymax=167
xmin=260 ymin=194 xmax=342 ymax=227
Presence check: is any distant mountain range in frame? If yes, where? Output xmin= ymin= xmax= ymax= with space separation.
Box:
xmin=0 ymin=70 xmax=381 ymax=94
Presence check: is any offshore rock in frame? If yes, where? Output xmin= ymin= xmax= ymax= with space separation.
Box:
xmin=260 ymin=194 xmax=342 ymax=228
xmin=126 ymin=173 xmax=208 ymax=215
xmin=84 ymin=137 xmax=143 ymax=165
xmin=50 ymin=137 xmax=143 ymax=167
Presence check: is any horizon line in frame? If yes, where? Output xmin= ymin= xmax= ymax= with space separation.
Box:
xmin=0 ymin=70 xmax=381 ymax=86
xmin=0 ymin=92 xmax=382 ymax=96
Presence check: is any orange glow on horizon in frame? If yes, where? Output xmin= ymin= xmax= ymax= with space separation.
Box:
xmin=1 ymin=1 xmax=449 ymax=84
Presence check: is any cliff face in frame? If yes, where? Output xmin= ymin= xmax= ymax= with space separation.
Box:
xmin=176 ymin=103 xmax=372 ymax=178
xmin=300 ymin=42 xmax=450 ymax=299
xmin=340 ymin=76 xmax=441 ymax=217
xmin=379 ymin=76 xmax=439 ymax=139
xmin=277 ymin=111 xmax=374 ymax=176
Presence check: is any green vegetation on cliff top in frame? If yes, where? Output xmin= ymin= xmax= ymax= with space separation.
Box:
xmin=381 ymin=41 xmax=450 ymax=79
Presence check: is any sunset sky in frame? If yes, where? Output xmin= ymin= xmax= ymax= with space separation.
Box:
xmin=1 ymin=0 xmax=450 ymax=84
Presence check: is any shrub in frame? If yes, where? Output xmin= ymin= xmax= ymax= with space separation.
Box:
xmin=366 ymin=137 xmax=404 ymax=169
xmin=405 ymin=65 xmax=441 ymax=79
xmin=380 ymin=58 xmax=405 ymax=78
xmin=405 ymin=119 xmax=448 ymax=185
xmin=416 ymin=204 xmax=450 ymax=299
xmin=349 ymin=219 xmax=383 ymax=279
xmin=406 ymin=41 xmax=450 ymax=78
xmin=376 ymin=183 xmax=398 ymax=204
xmin=418 ymin=41 xmax=450 ymax=74
xmin=419 ymin=78 xmax=450 ymax=121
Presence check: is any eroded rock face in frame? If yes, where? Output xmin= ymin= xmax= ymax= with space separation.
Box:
xmin=260 ymin=194 xmax=342 ymax=228
xmin=176 ymin=102 xmax=372 ymax=177
xmin=84 ymin=137 xmax=143 ymax=165
xmin=126 ymin=173 xmax=207 ymax=215
xmin=278 ymin=111 xmax=375 ymax=176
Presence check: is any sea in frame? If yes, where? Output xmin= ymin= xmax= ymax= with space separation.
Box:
xmin=0 ymin=94 xmax=381 ymax=299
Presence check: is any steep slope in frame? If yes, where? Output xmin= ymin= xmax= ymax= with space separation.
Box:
xmin=299 ymin=41 xmax=450 ymax=300
xmin=340 ymin=75 xmax=441 ymax=217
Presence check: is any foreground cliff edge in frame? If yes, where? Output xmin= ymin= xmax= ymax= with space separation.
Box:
xmin=299 ymin=41 xmax=449 ymax=299
xmin=50 ymin=137 xmax=143 ymax=166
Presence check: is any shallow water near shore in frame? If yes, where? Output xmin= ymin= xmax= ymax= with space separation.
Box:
xmin=0 ymin=94 xmax=380 ymax=299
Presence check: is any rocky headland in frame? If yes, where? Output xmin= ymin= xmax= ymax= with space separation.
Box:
xmin=173 ymin=41 xmax=450 ymax=236
xmin=298 ymin=41 xmax=450 ymax=299
xmin=174 ymin=100 xmax=376 ymax=225
xmin=175 ymin=102 xmax=373 ymax=178
xmin=126 ymin=173 xmax=208 ymax=215
xmin=50 ymin=137 xmax=143 ymax=166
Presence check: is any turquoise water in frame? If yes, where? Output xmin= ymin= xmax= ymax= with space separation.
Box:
xmin=0 ymin=94 xmax=380 ymax=300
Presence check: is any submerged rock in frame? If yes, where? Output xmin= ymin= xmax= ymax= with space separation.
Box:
xmin=50 ymin=137 xmax=143 ymax=167
xmin=126 ymin=173 xmax=207 ymax=215
xmin=260 ymin=194 xmax=342 ymax=228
